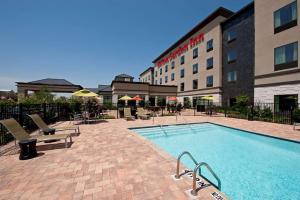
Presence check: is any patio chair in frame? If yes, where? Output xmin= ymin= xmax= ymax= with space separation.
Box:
xmin=137 ymin=108 xmax=150 ymax=120
xmin=28 ymin=114 xmax=80 ymax=135
xmin=294 ymin=122 xmax=300 ymax=130
xmin=124 ymin=108 xmax=135 ymax=121
xmin=0 ymin=118 xmax=72 ymax=148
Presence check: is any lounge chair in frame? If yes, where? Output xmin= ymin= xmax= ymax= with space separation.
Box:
xmin=0 ymin=118 xmax=72 ymax=148
xmin=137 ymin=108 xmax=150 ymax=120
xmin=294 ymin=122 xmax=300 ymax=130
xmin=28 ymin=114 xmax=80 ymax=135
xmin=124 ymin=108 xmax=135 ymax=121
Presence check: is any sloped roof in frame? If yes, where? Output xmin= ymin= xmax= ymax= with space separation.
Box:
xmin=115 ymin=74 xmax=134 ymax=79
xmin=98 ymin=85 xmax=112 ymax=92
xmin=139 ymin=67 xmax=154 ymax=76
xmin=28 ymin=78 xmax=76 ymax=86
xmin=85 ymin=85 xmax=112 ymax=93
xmin=86 ymin=88 xmax=99 ymax=93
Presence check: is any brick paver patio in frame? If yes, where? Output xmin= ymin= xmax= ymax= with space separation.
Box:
xmin=0 ymin=116 xmax=299 ymax=200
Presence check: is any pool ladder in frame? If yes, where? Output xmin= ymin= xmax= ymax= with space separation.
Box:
xmin=174 ymin=151 xmax=221 ymax=196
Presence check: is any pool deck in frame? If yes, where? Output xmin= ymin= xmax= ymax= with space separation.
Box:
xmin=0 ymin=116 xmax=300 ymax=200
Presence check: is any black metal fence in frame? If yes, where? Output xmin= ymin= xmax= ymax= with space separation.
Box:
xmin=0 ymin=103 xmax=80 ymax=146
xmin=1 ymin=101 xmax=299 ymax=146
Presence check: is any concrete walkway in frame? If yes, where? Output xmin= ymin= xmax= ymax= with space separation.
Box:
xmin=0 ymin=116 xmax=299 ymax=200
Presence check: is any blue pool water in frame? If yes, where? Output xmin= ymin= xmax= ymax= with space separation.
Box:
xmin=131 ymin=123 xmax=300 ymax=200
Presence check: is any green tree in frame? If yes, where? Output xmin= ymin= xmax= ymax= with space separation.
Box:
xmin=19 ymin=87 xmax=55 ymax=104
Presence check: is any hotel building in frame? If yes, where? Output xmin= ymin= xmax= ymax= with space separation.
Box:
xmin=139 ymin=0 xmax=300 ymax=107
xmin=139 ymin=67 xmax=154 ymax=84
xmin=254 ymin=0 xmax=300 ymax=107
xmin=152 ymin=8 xmax=234 ymax=106
xmin=222 ymin=3 xmax=255 ymax=106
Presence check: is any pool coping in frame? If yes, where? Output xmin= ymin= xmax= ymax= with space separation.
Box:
xmin=129 ymin=121 xmax=300 ymax=144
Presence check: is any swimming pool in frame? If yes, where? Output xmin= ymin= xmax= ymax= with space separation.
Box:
xmin=131 ymin=123 xmax=300 ymax=200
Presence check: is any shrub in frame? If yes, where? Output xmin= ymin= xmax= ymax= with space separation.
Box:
xmin=184 ymin=98 xmax=191 ymax=108
xmin=293 ymin=109 xmax=300 ymax=122
xmin=260 ymin=107 xmax=273 ymax=120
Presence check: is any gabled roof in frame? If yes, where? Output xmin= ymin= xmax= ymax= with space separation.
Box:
xmin=152 ymin=7 xmax=234 ymax=63
xmin=115 ymin=74 xmax=134 ymax=79
xmin=85 ymin=85 xmax=112 ymax=93
xmin=86 ymin=88 xmax=99 ymax=93
xmin=139 ymin=67 xmax=154 ymax=76
xmin=98 ymin=85 xmax=112 ymax=92
xmin=28 ymin=78 xmax=76 ymax=86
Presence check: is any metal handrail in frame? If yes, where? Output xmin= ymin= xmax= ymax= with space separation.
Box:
xmin=175 ymin=151 xmax=199 ymax=179
xmin=191 ymin=162 xmax=221 ymax=196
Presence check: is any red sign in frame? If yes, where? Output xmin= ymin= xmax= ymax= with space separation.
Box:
xmin=156 ymin=33 xmax=204 ymax=67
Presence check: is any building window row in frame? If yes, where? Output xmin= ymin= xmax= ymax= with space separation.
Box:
xmin=274 ymin=1 xmax=297 ymax=34
xmin=179 ymin=75 xmax=213 ymax=92
xmin=227 ymin=30 xmax=237 ymax=43
xmin=227 ymin=50 xmax=237 ymax=63
xmin=193 ymin=63 xmax=198 ymax=74
xmin=227 ymin=71 xmax=237 ymax=82
xmin=207 ymin=57 xmax=214 ymax=69
xmin=207 ymin=39 xmax=214 ymax=52
xmin=274 ymin=41 xmax=298 ymax=71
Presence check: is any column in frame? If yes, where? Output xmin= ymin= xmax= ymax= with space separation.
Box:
xmin=112 ymin=94 xmax=118 ymax=105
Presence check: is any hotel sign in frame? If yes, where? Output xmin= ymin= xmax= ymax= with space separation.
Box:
xmin=156 ymin=33 xmax=204 ymax=67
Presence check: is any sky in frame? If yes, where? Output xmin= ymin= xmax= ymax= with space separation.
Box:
xmin=0 ymin=0 xmax=252 ymax=91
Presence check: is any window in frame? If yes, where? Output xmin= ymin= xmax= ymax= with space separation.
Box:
xmin=180 ymin=55 xmax=185 ymax=65
xmin=171 ymin=73 xmax=175 ymax=81
xmin=155 ymin=71 xmax=158 ymax=77
xmin=160 ymin=68 xmax=162 ymax=75
xmin=193 ymin=63 xmax=198 ymax=74
xmin=171 ymin=61 xmax=175 ymax=69
xmin=207 ymin=39 xmax=213 ymax=52
xmin=227 ymin=30 xmax=237 ymax=42
xmin=180 ymin=83 xmax=185 ymax=91
xmin=165 ymin=76 xmax=168 ymax=83
xmin=193 ymin=79 xmax=198 ymax=90
xmin=227 ymin=50 xmax=237 ymax=63
xmin=165 ymin=65 xmax=168 ymax=72
xmin=148 ymin=75 xmax=150 ymax=81
xmin=274 ymin=1 xmax=297 ymax=34
xmin=207 ymin=57 xmax=213 ymax=69
xmin=159 ymin=78 xmax=162 ymax=85
xmin=206 ymin=76 xmax=213 ymax=87
xmin=193 ymin=48 xmax=198 ymax=59
xmin=275 ymin=42 xmax=298 ymax=71
xmin=155 ymin=80 xmax=158 ymax=85
xmin=180 ymin=69 xmax=185 ymax=78
xmin=227 ymin=71 xmax=237 ymax=82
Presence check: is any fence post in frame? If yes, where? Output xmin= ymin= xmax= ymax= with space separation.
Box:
xmin=57 ymin=103 xmax=60 ymax=121
xmin=116 ymin=105 xmax=119 ymax=119
xmin=290 ymin=108 xmax=294 ymax=125
xmin=224 ymin=106 xmax=227 ymax=117
xmin=18 ymin=103 xmax=23 ymax=125
xmin=194 ymin=106 xmax=196 ymax=116
xmin=43 ymin=103 xmax=47 ymax=121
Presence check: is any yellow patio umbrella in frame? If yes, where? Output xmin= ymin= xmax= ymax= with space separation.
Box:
xmin=202 ymin=96 xmax=214 ymax=101
xmin=72 ymin=89 xmax=99 ymax=97
xmin=119 ymin=95 xmax=132 ymax=106
xmin=72 ymin=89 xmax=99 ymax=117
xmin=119 ymin=95 xmax=132 ymax=101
